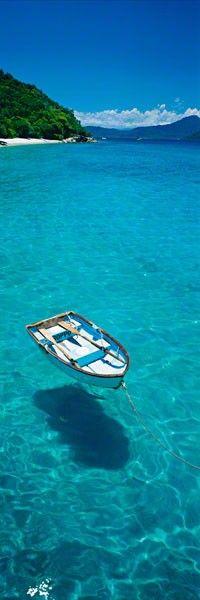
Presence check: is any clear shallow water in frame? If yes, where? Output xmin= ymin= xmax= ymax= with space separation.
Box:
xmin=0 ymin=141 xmax=200 ymax=599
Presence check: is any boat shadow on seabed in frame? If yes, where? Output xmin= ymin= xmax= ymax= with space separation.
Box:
xmin=34 ymin=384 xmax=130 ymax=470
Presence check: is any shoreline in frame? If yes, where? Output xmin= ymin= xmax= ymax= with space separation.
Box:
xmin=0 ymin=136 xmax=96 ymax=147
xmin=0 ymin=137 xmax=62 ymax=147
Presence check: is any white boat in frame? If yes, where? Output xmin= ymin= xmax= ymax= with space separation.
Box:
xmin=26 ymin=310 xmax=129 ymax=389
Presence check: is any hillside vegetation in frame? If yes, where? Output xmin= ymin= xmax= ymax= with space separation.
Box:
xmin=0 ymin=69 xmax=86 ymax=139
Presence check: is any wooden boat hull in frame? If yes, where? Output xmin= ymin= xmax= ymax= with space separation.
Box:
xmin=47 ymin=351 xmax=124 ymax=388
xmin=26 ymin=311 xmax=129 ymax=389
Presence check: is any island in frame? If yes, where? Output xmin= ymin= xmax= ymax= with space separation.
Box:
xmin=0 ymin=69 xmax=94 ymax=145
xmin=86 ymin=115 xmax=200 ymax=142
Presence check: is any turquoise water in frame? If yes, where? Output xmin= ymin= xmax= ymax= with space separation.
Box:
xmin=0 ymin=141 xmax=199 ymax=599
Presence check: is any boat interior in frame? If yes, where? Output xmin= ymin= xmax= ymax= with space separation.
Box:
xmin=27 ymin=312 xmax=127 ymax=376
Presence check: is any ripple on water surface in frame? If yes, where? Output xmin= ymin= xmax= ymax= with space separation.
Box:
xmin=0 ymin=141 xmax=199 ymax=599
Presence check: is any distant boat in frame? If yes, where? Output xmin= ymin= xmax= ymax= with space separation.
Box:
xmin=26 ymin=311 xmax=129 ymax=389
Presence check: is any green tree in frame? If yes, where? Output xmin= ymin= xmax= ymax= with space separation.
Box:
xmin=15 ymin=118 xmax=33 ymax=137
xmin=0 ymin=122 xmax=7 ymax=137
xmin=0 ymin=69 xmax=88 ymax=139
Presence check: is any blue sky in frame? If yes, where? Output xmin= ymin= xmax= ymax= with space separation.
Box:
xmin=0 ymin=0 xmax=199 ymax=127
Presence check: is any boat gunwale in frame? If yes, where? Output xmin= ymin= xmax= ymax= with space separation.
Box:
xmin=26 ymin=310 xmax=130 ymax=381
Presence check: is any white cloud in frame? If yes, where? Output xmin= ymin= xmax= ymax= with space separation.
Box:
xmin=75 ymin=105 xmax=200 ymax=129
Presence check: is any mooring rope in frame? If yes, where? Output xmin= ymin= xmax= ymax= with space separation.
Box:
xmin=121 ymin=382 xmax=200 ymax=472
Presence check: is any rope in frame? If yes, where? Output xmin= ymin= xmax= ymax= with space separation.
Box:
xmin=121 ymin=382 xmax=200 ymax=472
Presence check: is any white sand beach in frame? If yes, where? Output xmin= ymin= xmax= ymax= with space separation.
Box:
xmin=0 ymin=138 xmax=63 ymax=147
xmin=0 ymin=136 xmax=95 ymax=147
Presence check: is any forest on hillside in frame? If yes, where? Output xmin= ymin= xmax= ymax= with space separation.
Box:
xmin=0 ymin=70 xmax=86 ymax=139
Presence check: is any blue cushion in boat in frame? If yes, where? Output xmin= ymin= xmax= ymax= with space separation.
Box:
xmin=77 ymin=349 xmax=105 ymax=368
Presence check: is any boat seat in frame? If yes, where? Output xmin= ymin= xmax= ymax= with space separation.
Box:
xmin=77 ymin=349 xmax=105 ymax=368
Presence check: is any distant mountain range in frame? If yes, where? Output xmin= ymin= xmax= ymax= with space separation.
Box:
xmin=86 ymin=115 xmax=200 ymax=141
